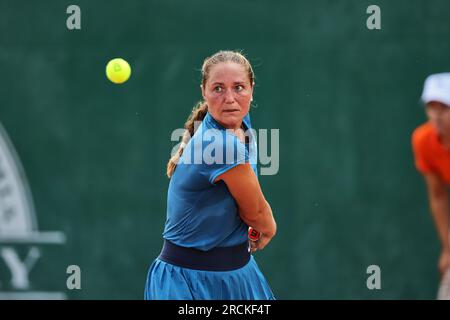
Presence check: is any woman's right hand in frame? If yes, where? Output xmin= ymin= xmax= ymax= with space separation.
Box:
xmin=439 ymin=249 xmax=450 ymax=278
xmin=250 ymin=233 xmax=274 ymax=253
xmin=255 ymin=234 xmax=273 ymax=251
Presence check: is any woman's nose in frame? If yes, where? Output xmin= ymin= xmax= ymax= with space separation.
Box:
xmin=224 ymin=89 xmax=235 ymax=103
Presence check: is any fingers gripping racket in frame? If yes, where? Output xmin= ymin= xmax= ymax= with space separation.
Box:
xmin=247 ymin=227 xmax=261 ymax=253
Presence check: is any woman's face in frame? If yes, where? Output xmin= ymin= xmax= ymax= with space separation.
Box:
xmin=201 ymin=62 xmax=253 ymax=129
xmin=426 ymin=101 xmax=450 ymax=136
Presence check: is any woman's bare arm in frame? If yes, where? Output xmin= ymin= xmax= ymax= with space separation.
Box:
xmin=215 ymin=163 xmax=276 ymax=248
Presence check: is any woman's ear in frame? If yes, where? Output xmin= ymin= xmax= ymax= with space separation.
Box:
xmin=201 ymin=84 xmax=206 ymax=100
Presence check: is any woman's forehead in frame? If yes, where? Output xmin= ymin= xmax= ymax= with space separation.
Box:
xmin=207 ymin=62 xmax=249 ymax=84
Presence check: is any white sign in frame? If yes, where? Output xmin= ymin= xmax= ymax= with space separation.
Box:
xmin=0 ymin=123 xmax=66 ymax=300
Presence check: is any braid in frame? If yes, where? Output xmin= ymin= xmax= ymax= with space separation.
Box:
xmin=166 ymin=101 xmax=208 ymax=177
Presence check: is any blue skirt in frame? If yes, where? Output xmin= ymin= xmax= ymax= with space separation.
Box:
xmin=144 ymin=255 xmax=275 ymax=300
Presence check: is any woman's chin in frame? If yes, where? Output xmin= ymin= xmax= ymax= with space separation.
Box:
xmin=217 ymin=114 xmax=243 ymax=129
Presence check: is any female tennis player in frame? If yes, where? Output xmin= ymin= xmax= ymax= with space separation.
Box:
xmin=412 ymin=73 xmax=450 ymax=279
xmin=144 ymin=50 xmax=277 ymax=300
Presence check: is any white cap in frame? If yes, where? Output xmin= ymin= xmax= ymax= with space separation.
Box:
xmin=421 ymin=73 xmax=450 ymax=107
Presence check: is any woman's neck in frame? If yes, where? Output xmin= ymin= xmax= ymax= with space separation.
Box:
xmin=215 ymin=118 xmax=243 ymax=131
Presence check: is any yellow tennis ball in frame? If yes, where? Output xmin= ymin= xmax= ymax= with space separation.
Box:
xmin=106 ymin=58 xmax=131 ymax=84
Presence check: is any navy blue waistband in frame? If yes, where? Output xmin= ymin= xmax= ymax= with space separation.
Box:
xmin=158 ymin=239 xmax=250 ymax=271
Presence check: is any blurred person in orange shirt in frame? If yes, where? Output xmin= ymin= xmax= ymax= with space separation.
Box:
xmin=412 ymin=73 xmax=450 ymax=280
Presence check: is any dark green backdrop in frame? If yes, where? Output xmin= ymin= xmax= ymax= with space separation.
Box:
xmin=1 ymin=0 xmax=449 ymax=299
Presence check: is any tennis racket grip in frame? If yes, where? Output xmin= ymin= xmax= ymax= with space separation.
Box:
xmin=248 ymin=227 xmax=261 ymax=241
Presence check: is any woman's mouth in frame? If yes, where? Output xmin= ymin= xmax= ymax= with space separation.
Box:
xmin=223 ymin=109 xmax=240 ymax=113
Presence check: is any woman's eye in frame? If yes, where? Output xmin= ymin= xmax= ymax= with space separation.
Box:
xmin=236 ymin=85 xmax=244 ymax=91
xmin=214 ymin=86 xmax=222 ymax=92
